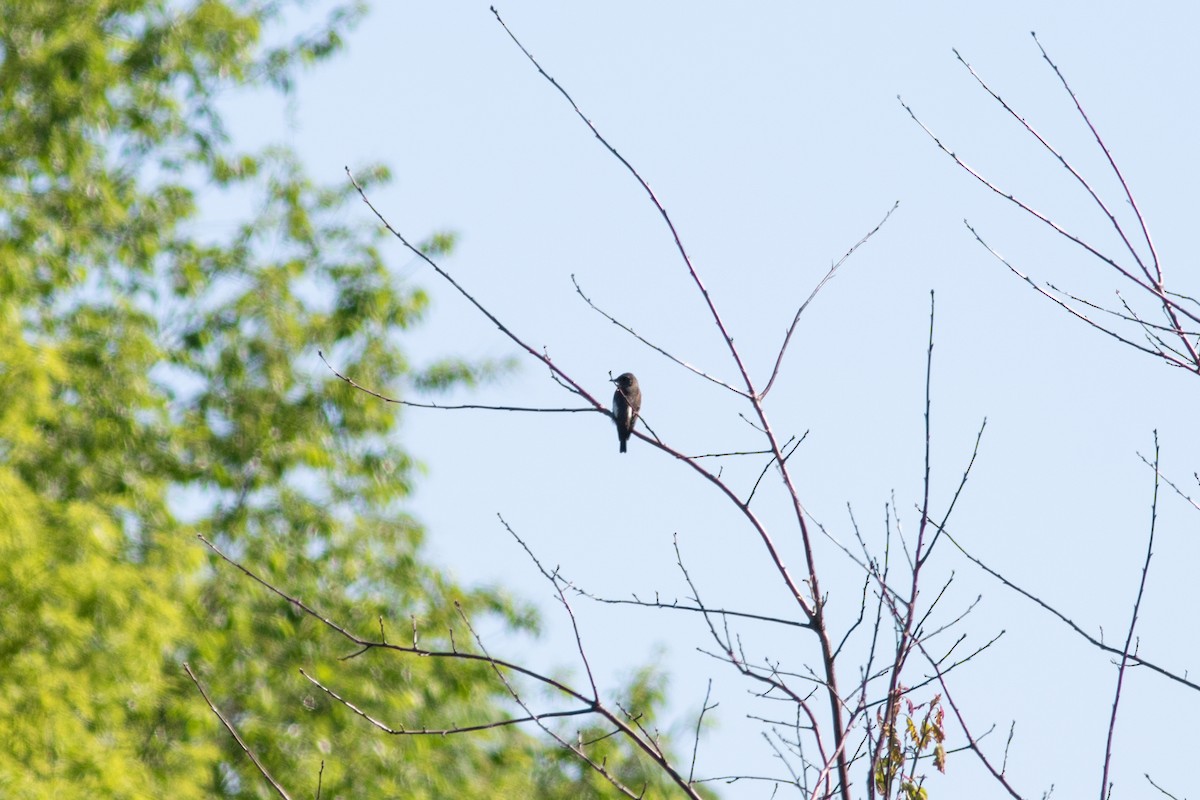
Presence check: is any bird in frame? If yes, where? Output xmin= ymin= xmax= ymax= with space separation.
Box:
xmin=611 ymin=372 xmax=641 ymax=453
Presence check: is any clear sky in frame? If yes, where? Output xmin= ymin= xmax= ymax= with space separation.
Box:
xmin=220 ymin=3 xmax=1199 ymax=796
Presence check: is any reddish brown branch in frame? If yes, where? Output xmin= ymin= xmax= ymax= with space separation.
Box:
xmin=951 ymin=47 xmax=1153 ymax=286
xmin=490 ymin=7 xmax=759 ymax=404
xmin=1030 ymin=33 xmax=1163 ymax=290
xmin=912 ymin=640 xmax=1028 ymax=800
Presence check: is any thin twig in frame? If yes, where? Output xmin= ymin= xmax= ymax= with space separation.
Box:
xmin=1099 ymin=432 xmax=1161 ymax=799
xmin=1144 ymin=773 xmax=1182 ymax=799
xmin=568 ymin=583 xmax=812 ymax=630
xmin=452 ymin=603 xmax=648 ymax=799
xmin=1031 ymin=33 xmax=1163 ymax=292
xmin=912 ymin=642 xmax=1027 ymax=800
xmin=688 ymin=680 xmax=716 ymax=784
xmin=491 ymin=7 xmax=759 ymax=401
xmin=964 ymin=223 xmax=1184 ymax=366
xmin=932 ymin=523 xmax=1200 ymax=693
xmin=921 ymin=417 xmax=985 ymax=562
xmin=184 ymin=663 xmax=293 ymax=800
xmin=300 ymin=669 xmax=593 ymax=736
xmin=319 ymin=351 xmax=597 ymax=413
xmin=901 ymin=96 xmax=1144 ymax=291
xmin=952 ymin=47 xmax=1150 ymax=283
xmin=747 ymin=434 xmax=804 ymax=506
xmin=1137 ymin=450 xmax=1200 ymax=513
xmin=497 ymin=514 xmax=599 ymax=700
xmin=572 ymin=274 xmax=747 ymax=396
xmin=762 ymin=200 xmax=899 ymax=399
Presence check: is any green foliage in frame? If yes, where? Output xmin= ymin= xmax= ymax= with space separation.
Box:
xmin=0 ymin=1 xmax=694 ymax=797
xmin=873 ymin=693 xmax=946 ymax=800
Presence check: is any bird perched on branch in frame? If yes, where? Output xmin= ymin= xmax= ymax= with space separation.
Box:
xmin=611 ymin=372 xmax=641 ymax=453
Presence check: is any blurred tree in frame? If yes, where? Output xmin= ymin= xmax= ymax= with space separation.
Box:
xmin=0 ymin=1 xmax=695 ymax=797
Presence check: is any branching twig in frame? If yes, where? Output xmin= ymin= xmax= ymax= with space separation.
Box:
xmin=490 ymin=7 xmax=757 ymax=401
xmin=497 ymin=514 xmax=599 ymax=700
xmin=1137 ymin=450 xmax=1200 ymax=513
xmin=567 ymin=582 xmax=812 ymax=630
xmin=964 ymin=224 xmax=1185 ymax=366
xmin=912 ymin=641 xmax=1027 ymax=800
xmin=688 ymin=680 xmax=716 ymax=784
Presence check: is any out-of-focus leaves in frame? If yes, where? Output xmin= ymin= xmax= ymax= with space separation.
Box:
xmin=0 ymin=1 xmax=695 ymax=798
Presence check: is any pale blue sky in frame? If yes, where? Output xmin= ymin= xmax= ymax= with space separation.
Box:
xmin=221 ymin=3 xmax=1199 ymax=796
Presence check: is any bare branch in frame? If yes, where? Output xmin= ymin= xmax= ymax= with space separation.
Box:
xmin=688 ymin=680 xmax=716 ymax=784
xmin=1099 ymin=432 xmax=1161 ymax=799
xmin=748 ymin=433 xmax=805 ymax=506
xmin=761 ymin=200 xmax=899 ymax=399
xmin=1137 ymin=450 xmax=1200 ymax=513
xmin=1051 ymin=284 xmax=1200 ymax=338
xmin=300 ymin=669 xmax=592 ymax=736
xmin=497 ymin=514 xmax=599 ymax=700
xmin=345 ymin=169 xmax=623 ymax=417
xmin=932 ymin=523 xmax=1200 ymax=693
xmin=184 ymin=663 xmax=293 ymax=800
xmin=964 ymin=223 xmax=1186 ymax=366
xmin=912 ymin=642 xmax=1028 ymax=800
xmin=451 ymin=602 xmax=650 ymax=799
xmin=196 ymin=533 xmax=595 ymax=702
xmin=567 ymin=582 xmax=812 ymax=630
xmin=900 ymin=97 xmax=1146 ymax=292
xmin=1030 ymin=33 xmax=1161 ymax=289
xmin=572 ymin=274 xmax=748 ymax=397
xmin=319 ymin=351 xmax=596 ymax=413
xmin=951 ymin=47 xmax=1152 ymax=283
xmin=923 ymin=417 xmax=987 ymax=562
xmin=1144 ymin=773 xmax=1183 ymax=800
xmin=915 ymin=37 xmax=1200 ymax=374
xmin=491 ymin=7 xmax=759 ymax=401
xmin=875 ymin=293 xmax=940 ymax=782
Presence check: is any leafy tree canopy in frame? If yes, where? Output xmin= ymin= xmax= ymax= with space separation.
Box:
xmin=0 ymin=1 xmax=693 ymax=796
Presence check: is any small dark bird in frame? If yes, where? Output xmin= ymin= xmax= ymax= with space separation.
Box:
xmin=611 ymin=372 xmax=642 ymax=453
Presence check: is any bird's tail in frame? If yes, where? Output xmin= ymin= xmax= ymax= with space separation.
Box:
xmin=619 ymin=439 xmax=627 ymax=454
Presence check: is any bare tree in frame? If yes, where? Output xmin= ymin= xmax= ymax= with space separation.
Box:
xmin=903 ymin=32 xmax=1197 ymax=800
xmin=191 ymin=17 xmax=1196 ymax=800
